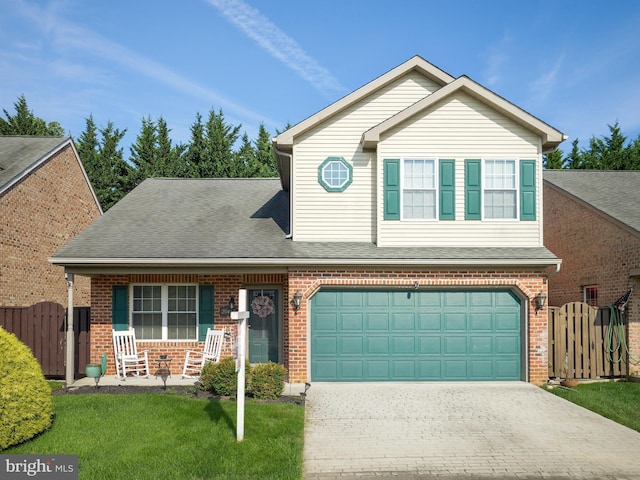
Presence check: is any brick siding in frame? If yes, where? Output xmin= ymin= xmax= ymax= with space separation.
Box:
xmin=90 ymin=269 xmax=549 ymax=384
xmin=544 ymin=184 xmax=640 ymax=371
xmin=0 ymin=143 xmax=101 ymax=307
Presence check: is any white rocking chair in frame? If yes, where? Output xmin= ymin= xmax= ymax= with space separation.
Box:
xmin=112 ymin=329 xmax=150 ymax=380
xmin=182 ymin=328 xmax=224 ymax=378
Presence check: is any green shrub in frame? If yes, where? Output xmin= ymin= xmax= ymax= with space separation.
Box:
xmin=200 ymin=357 xmax=246 ymax=396
xmin=0 ymin=327 xmax=53 ymax=450
xmin=248 ymin=362 xmax=287 ymax=400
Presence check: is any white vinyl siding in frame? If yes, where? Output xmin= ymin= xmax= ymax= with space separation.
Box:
xmin=292 ymin=72 xmax=441 ymax=242
xmin=377 ymin=92 xmax=543 ymax=247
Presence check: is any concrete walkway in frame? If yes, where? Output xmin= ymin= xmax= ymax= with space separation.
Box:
xmin=303 ymin=382 xmax=640 ymax=480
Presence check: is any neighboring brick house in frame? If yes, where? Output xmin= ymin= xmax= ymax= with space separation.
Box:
xmin=544 ymin=170 xmax=640 ymax=371
xmin=0 ymin=136 xmax=102 ymax=307
xmin=51 ymin=56 xmax=565 ymax=385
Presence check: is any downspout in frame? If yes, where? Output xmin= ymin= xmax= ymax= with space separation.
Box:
xmin=65 ymin=272 xmax=75 ymax=386
xmin=273 ymin=145 xmax=293 ymax=239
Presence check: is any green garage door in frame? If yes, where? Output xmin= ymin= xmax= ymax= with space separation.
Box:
xmin=311 ymin=289 xmax=522 ymax=381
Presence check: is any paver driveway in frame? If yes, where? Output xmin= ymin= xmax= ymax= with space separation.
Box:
xmin=303 ymin=382 xmax=640 ymax=479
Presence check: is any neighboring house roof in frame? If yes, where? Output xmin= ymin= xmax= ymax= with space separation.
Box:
xmin=1 ymin=136 xmax=68 ymax=193
xmin=361 ymin=76 xmax=565 ymax=153
xmin=544 ymin=170 xmax=640 ymax=236
xmin=51 ymin=177 xmax=560 ymax=273
xmin=0 ymin=136 xmax=101 ymax=212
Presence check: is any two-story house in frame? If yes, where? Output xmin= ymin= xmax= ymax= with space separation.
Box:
xmin=51 ymin=56 xmax=565 ymax=385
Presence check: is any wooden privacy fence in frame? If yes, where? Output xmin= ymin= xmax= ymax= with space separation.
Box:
xmin=0 ymin=301 xmax=91 ymax=378
xmin=548 ymin=302 xmax=628 ymax=379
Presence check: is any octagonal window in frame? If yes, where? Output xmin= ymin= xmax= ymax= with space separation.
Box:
xmin=318 ymin=156 xmax=353 ymax=192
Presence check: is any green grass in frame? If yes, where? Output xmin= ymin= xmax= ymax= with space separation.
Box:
xmin=546 ymin=381 xmax=640 ymax=432
xmin=7 ymin=394 xmax=304 ymax=479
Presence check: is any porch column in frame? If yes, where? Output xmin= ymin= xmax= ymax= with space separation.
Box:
xmin=65 ymin=272 xmax=74 ymax=386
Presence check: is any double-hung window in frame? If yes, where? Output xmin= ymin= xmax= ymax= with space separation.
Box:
xmin=132 ymin=285 xmax=197 ymax=340
xmin=402 ymin=158 xmax=437 ymax=220
xmin=483 ymin=159 xmax=517 ymax=219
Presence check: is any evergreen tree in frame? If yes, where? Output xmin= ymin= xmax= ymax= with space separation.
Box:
xmin=185 ymin=113 xmax=206 ymax=178
xmin=0 ymin=95 xmax=64 ymax=136
xmin=203 ymin=108 xmax=241 ymax=177
xmin=76 ymin=117 xmax=130 ymax=211
xmin=129 ymin=116 xmax=157 ymax=186
xmin=255 ymin=123 xmax=277 ymax=177
xmin=543 ymin=149 xmax=564 ymax=169
xmin=234 ymin=133 xmax=257 ymax=177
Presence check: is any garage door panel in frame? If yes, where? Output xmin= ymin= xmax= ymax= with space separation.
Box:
xmin=366 ymin=313 xmax=389 ymax=330
xmin=365 ymin=360 xmax=389 ymax=379
xmin=340 ymin=360 xmax=364 ymax=380
xmin=419 ymin=313 xmax=441 ymax=331
xmin=392 ymin=360 xmax=415 ymax=379
xmin=339 ymin=336 xmax=363 ymax=355
xmin=366 ymin=337 xmax=389 ymax=355
xmin=392 ymin=313 xmax=415 ymax=330
xmin=392 ymin=336 xmax=416 ymax=354
xmin=470 ymin=336 xmax=492 ymax=354
xmin=469 ymin=313 xmax=492 ymax=330
xmin=315 ymin=336 xmax=337 ymax=355
xmin=444 ymin=313 xmax=467 ymax=331
xmin=495 ymin=336 xmax=519 ymax=354
xmin=315 ymin=313 xmax=337 ymax=332
xmin=418 ymin=336 xmax=441 ymax=354
xmin=340 ymin=313 xmax=363 ymax=331
xmin=311 ymin=290 xmax=521 ymax=381
xmin=444 ymin=337 xmax=467 ymax=354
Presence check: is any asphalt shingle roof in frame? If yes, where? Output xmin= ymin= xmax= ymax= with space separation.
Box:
xmin=52 ymin=177 xmax=558 ymax=268
xmin=544 ymin=170 xmax=640 ymax=234
xmin=0 ymin=136 xmax=69 ymax=193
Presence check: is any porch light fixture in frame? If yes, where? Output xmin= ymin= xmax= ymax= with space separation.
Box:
xmin=220 ymin=296 xmax=236 ymax=317
xmin=535 ymin=292 xmax=547 ymax=312
xmin=292 ymin=291 xmax=302 ymax=312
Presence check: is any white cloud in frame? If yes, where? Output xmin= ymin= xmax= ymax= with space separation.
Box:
xmin=529 ymin=55 xmax=564 ymax=106
xmin=482 ymin=32 xmax=513 ymax=88
xmin=206 ymin=0 xmax=345 ymax=98
xmin=9 ymin=0 xmax=280 ymax=127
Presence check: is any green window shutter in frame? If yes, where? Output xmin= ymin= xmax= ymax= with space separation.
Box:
xmin=520 ymin=159 xmax=536 ymax=220
xmin=112 ymin=285 xmax=129 ymax=331
xmin=465 ymin=159 xmax=481 ymax=220
xmin=198 ymin=285 xmax=215 ymax=341
xmin=439 ymin=159 xmax=455 ymax=220
xmin=383 ymin=159 xmax=400 ymax=220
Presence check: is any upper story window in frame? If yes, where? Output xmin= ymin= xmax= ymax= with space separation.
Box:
xmin=132 ymin=285 xmax=197 ymax=340
xmin=402 ymin=159 xmax=437 ymax=220
xmin=483 ymin=159 xmax=517 ymax=219
xmin=318 ymin=156 xmax=353 ymax=192
xmin=583 ymin=285 xmax=598 ymax=307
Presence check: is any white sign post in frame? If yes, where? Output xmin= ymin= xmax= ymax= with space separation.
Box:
xmin=230 ymin=289 xmax=249 ymax=442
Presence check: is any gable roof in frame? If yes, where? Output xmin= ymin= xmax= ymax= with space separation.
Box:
xmin=544 ymin=170 xmax=640 ymax=235
xmin=361 ymin=76 xmax=566 ymax=153
xmin=51 ymin=177 xmax=560 ymax=274
xmin=0 ymin=136 xmax=73 ymax=194
xmin=274 ymin=56 xmax=455 ymax=150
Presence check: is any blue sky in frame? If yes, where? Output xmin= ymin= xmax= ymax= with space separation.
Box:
xmin=2 ymin=0 xmax=640 ymax=157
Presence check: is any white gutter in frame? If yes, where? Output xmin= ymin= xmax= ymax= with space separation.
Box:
xmin=50 ymin=256 xmax=563 ymax=268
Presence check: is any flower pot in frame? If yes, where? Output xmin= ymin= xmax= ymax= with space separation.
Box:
xmin=85 ymin=364 xmax=102 ymax=378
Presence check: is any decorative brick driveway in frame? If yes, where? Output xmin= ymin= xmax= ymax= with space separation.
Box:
xmin=303 ymin=382 xmax=640 ymax=479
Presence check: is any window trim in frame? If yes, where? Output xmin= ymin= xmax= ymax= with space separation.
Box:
xmin=481 ymin=158 xmax=519 ymax=221
xmin=400 ymin=157 xmax=439 ymax=221
xmin=318 ymin=156 xmax=353 ymax=192
xmin=130 ymin=284 xmax=199 ymax=341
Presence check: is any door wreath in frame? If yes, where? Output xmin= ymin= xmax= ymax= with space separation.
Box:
xmin=251 ymin=295 xmax=275 ymax=318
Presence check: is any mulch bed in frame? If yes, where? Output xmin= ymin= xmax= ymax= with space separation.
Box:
xmin=52 ymin=384 xmax=305 ymax=405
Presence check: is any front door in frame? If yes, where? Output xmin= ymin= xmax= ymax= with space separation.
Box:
xmin=248 ymin=289 xmax=279 ymax=363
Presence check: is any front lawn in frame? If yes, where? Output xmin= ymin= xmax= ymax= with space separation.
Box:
xmin=546 ymin=381 xmax=640 ymax=432
xmin=7 ymin=394 xmax=304 ymax=479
